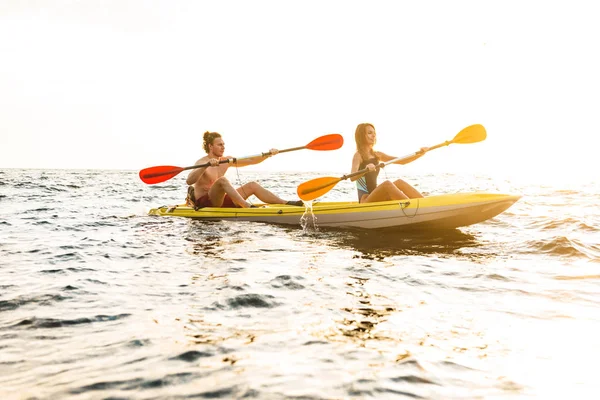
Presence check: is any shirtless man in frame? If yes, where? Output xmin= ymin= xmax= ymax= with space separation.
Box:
xmin=186 ymin=131 xmax=303 ymax=209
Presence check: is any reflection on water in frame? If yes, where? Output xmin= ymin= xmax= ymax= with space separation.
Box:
xmin=324 ymin=228 xmax=481 ymax=260
xmin=179 ymin=218 xmax=485 ymax=262
xmin=337 ymin=275 xmax=398 ymax=345
xmin=183 ymin=220 xmax=235 ymax=258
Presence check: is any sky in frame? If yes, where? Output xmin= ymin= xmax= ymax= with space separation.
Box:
xmin=1 ymin=0 xmax=598 ymax=182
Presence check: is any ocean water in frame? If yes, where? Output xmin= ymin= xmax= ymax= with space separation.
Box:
xmin=1 ymin=168 xmax=599 ymax=399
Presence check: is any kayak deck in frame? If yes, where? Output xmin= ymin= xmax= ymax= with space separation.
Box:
xmin=148 ymin=192 xmax=521 ymax=230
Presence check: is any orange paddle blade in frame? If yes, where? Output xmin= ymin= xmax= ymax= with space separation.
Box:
xmin=139 ymin=166 xmax=185 ymax=184
xmin=305 ymin=134 xmax=344 ymax=151
xmin=297 ymin=176 xmax=342 ymax=201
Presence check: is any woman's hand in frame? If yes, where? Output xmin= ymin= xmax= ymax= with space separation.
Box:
xmin=366 ymin=163 xmax=376 ymax=172
xmin=268 ymin=148 xmax=279 ymax=156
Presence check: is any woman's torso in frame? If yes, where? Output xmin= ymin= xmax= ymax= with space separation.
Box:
xmin=356 ymin=153 xmax=379 ymax=201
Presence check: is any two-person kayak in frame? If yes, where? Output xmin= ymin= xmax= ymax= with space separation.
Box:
xmin=148 ymin=192 xmax=520 ymax=230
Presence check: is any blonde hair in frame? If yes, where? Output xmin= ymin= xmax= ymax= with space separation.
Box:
xmin=354 ymin=123 xmax=376 ymax=161
xmin=202 ymin=131 xmax=222 ymax=153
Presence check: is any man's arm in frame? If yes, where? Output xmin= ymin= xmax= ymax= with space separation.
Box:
xmin=186 ymin=158 xmax=210 ymax=185
xmin=230 ymin=148 xmax=278 ymax=167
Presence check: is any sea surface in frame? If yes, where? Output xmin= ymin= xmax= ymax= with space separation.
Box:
xmin=1 ymin=168 xmax=599 ymax=399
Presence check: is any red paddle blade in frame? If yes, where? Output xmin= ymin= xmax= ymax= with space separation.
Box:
xmin=297 ymin=176 xmax=342 ymax=201
xmin=305 ymin=134 xmax=344 ymax=151
xmin=139 ymin=166 xmax=185 ymax=184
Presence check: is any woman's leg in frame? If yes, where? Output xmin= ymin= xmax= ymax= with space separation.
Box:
xmin=393 ymin=178 xmax=424 ymax=198
xmin=363 ymin=180 xmax=409 ymax=203
xmin=236 ymin=181 xmax=287 ymax=204
xmin=209 ymin=177 xmax=252 ymax=208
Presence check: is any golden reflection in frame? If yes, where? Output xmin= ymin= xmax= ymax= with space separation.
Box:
xmin=315 ymin=274 xmax=407 ymax=357
xmin=183 ymin=221 xmax=229 ymax=258
xmin=555 ymin=274 xmax=600 ymax=280
xmin=306 ymin=272 xmax=502 ymax=370
xmin=185 ymin=317 xmax=257 ymax=346
xmin=188 ymin=237 xmax=224 ymax=257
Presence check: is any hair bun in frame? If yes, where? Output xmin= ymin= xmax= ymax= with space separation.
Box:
xmin=202 ymin=131 xmax=222 ymax=153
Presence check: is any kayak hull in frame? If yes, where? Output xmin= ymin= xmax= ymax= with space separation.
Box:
xmin=148 ymin=192 xmax=521 ymax=230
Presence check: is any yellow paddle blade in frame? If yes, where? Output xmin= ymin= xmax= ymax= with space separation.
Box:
xmin=451 ymin=124 xmax=487 ymax=144
xmin=297 ymin=176 xmax=342 ymax=201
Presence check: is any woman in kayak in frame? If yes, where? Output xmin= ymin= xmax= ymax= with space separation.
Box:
xmin=186 ymin=131 xmax=303 ymax=209
xmin=350 ymin=123 xmax=427 ymax=203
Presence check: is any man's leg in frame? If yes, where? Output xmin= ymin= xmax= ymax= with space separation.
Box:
xmin=209 ymin=177 xmax=252 ymax=208
xmin=236 ymin=181 xmax=287 ymax=204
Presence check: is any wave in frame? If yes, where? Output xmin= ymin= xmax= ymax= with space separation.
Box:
xmin=526 ymin=216 xmax=598 ymax=232
xmin=219 ymin=293 xmax=280 ymax=309
xmin=8 ymin=314 xmax=131 ymax=330
xmin=0 ymin=293 xmax=69 ymax=312
xmin=527 ymin=236 xmax=600 ymax=260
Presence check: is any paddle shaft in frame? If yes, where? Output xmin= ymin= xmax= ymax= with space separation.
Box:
xmin=140 ymin=133 xmax=345 ymax=184
xmin=299 ymin=141 xmax=453 ymax=197
xmin=141 ymin=152 xmax=274 ymax=180
xmin=278 ymin=145 xmax=306 ymax=154
xmin=349 ymin=152 xmax=418 ymax=179
xmin=344 ymin=137 xmax=459 ymax=180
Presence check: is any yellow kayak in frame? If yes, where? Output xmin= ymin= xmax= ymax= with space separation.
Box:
xmin=148 ymin=192 xmax=521 ymax=230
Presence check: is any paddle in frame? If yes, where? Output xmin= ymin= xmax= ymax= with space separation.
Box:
xmin=139 ymin=133 xmax=344 ymax=184
xmin=297 ymin=124 xmax=487 ymax=201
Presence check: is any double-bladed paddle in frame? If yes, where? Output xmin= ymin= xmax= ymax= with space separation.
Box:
xmin=139 ymin=134 xmax=344 ymax=184
xmin=296 ymin=124 xmax=487 ymax=201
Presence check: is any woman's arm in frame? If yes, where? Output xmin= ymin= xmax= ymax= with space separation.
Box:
xmin=349 ymin=152 xmax=375 ymax=182
xmin=378 ymin=148 xmax=428 ymax=165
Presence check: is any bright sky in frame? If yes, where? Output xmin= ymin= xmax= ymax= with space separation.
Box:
xmin=1 ymin=1 xmax=598 ymax=181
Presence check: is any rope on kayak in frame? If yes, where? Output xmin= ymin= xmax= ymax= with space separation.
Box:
xmin=400 ymin=198 xmax=419 ymax=218
xmin=232 ymin=163 xmax=256 ymax=206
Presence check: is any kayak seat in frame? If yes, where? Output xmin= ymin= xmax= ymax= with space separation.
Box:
xmin=186 ymin=186 xmax=200 ymax=211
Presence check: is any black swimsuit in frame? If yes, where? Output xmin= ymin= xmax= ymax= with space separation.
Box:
xmin=356 ymin=156 xmax=379 ymax=201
